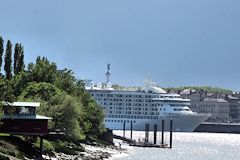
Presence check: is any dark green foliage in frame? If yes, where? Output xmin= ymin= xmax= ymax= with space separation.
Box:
xmin=13 ymin=43 xmax=24 ymax=75
xmin=12 ymin=71 xmax=31 ymax=97
xmin=4 ymin=40 xmax=12 ymax=80
xmin=0 ymin=79 xmax=15 ymax=102
xmin=0 ymin=36 xmax=3 ymax=74
xmin=0 ymin=154 xmax=10 ymax=160
xmin=38 ymin=93 xmax=85 ymax=141
xmin=19 ymin=82 xmax=60 ymax=101
xmin=0 ymin=55 xmax=105 ymax=142
xmin=27 ymin=56 xmax=57 ymax=83
xmin=81 ymin=92 xmax=105 ymax=138
xmin=54 ymin=68 xmax=76 ymax=94
xmin=13 ymin=43 xmax=20 ymax=75
xmin=17 ymin=44 xmax=24 ymax=73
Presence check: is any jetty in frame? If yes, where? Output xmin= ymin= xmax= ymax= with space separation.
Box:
xmin=113 ymin=120 xmax=173 ymax=148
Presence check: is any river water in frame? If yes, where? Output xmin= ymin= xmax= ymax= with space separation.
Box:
xmin=113 ymin=131 xmax=240 ymax=160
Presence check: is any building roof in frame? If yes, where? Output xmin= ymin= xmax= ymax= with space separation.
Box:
xmin=2 ymin=102 xmax=41 ymax=107
xmin=180 ymin=89 xmax=196 ymax=95
xmin=227 ymin=95 xmax=239 ymax=100
xmin=12 ymin=102 xmax=40 ymax=107
xmin=3 ymin=114 xmax=52 ymax=120
xmin=203 ymin=98 xmax=228 ymax=103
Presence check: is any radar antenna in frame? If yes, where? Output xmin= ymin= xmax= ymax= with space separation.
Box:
xmin=105 ymin=64 xmax=111 ymax=83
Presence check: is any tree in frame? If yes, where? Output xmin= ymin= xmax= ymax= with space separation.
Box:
xmin=27 ymin=56 xmax=57 ymax=83
xmin=19 ymin=82 xmax=60 ymax=101
xmin=4 ymin=40 xmax=12 ymax=79
xmin=14 ymin=43 xmax=20 ymax=74
xmin=0 ymin=37 xmax=3 ymax=75
xmin=14 ymin=43 xmax=24 ymax=75
xmin=80 ymin=92 xmax=105 ymax=138
xmin=17 ymin=44 xmax=24 ymax=73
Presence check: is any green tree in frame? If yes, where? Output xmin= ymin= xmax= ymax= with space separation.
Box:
xmin=54 ymin=68 xmax=76 ymax=95
xmin=16 ymin=44 xmax=25 ymax=74
xmin=80 ymin=92 xmax=105 ymax=138
xmin=0 ymin=36 xmax=3 ymax=76
xmin=19 ymin=82 xmax=60 ymax=101
xmin=27 ymin=56 xmax=57 ymax=83
xmin=4 ymin=40 xmax=12 ymax=80
xmin=14 ymin=43 xmax=20 ymax=74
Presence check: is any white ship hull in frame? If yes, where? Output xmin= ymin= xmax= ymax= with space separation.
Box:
xmin=105 ymin=113 xmax=208 ymax=132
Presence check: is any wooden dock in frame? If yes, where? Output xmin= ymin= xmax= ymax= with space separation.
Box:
xmin=129 ymin=142 xmax=168 ymax=148
xmin=114 ymin=120 xmax=174 ymax=149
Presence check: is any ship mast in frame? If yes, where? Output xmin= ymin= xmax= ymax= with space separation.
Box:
xmin=105 ymin=64 xmax=111 ymax=84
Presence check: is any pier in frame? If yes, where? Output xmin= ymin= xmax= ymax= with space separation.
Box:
xmin=113 ymin=120 xmax=173 ymax=149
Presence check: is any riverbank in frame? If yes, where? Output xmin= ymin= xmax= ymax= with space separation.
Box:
xmin=0 ymin=135 xmax=129 ymax=160
xmin=46 ymin=143 xmax=129 ymax=160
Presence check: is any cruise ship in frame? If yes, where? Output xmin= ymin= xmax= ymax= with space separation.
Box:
xmin=85 ymin=65 xmax=209 ymax=131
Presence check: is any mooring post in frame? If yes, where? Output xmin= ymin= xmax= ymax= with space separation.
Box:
xmin=154 ymin=124 xmax=157 ymax=145
xmin=145 ymin=124 xmax=149 ymax=143
xmin=40 ymin=136 xmax=43 ymax=156
xmin=123 ymin=120 xmax=126 ymax=138
xmin=130 ymin=121 xmax=133 ymax=140
xmin=161 ymin=120 xmax=165 ymax=145
xmin=170 ymin=120 xmax=173 ymax=148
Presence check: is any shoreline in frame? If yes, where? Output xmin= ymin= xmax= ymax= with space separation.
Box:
xmin=43 ymin=142 xmax=130 ymax=160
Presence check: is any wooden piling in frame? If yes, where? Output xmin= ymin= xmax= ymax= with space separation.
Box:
xmin=40 ymin=136 xmax=43 ymax=156
xmin=170 ymin=120 xmax=173 ymax=148
xmin=145 ymin=124 xmax=149 ymax=143
xmin=154 ymin=124 xmax=157 ymax=145
xmin=130 ymin=121 xmax=133 ymax=139
xmin=161 ymin=120 xmax=165 ymax=145
xmin=123 ymin=120 xmax=126 ymax=138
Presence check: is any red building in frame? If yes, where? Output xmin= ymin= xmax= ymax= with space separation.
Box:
xmin=0 ymin=102 xmax=52 ymax=136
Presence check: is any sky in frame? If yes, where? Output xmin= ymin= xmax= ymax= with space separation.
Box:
xmin=0 ymin=0 xmax=240 ymax=90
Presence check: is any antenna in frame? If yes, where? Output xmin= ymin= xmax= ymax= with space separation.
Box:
xmin=105 ymin=64 xmax=111 ymax=83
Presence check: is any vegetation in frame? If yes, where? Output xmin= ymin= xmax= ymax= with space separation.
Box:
xmin=0 ymin=36 xmax=105 ymax=144
xmin=164 ymin=86 xmax=232 ymax=94
xmin=4 ymin=40 xmax=12 ymax=80
xmin=112 ymin=84 xmax=232 ymax=94
xmin=0 ymin=37 xmax=3 ymax=76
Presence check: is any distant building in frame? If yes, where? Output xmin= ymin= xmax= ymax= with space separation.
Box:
xmin=180 ymin=89 xmax=206 ymax=113
xmin=180 ymin=89 xmax=240 ymax=123
xmin=199 ymin=98 xmax=230 ymax=122
xmin=225 ymin=95 xmax=240 ymax=122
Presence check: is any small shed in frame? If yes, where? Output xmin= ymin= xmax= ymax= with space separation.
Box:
xmin=0 ymin=102 xmax=52 ymax=136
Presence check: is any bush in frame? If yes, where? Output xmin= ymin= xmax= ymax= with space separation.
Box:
xmin=33 ymin=138 xmax=54 ymax=152
xmin=0 ymin=154 xmax=10 ymax=160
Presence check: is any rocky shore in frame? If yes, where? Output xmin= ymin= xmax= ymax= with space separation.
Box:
xmin=43 ymin=143 xmax=129 ymax=160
